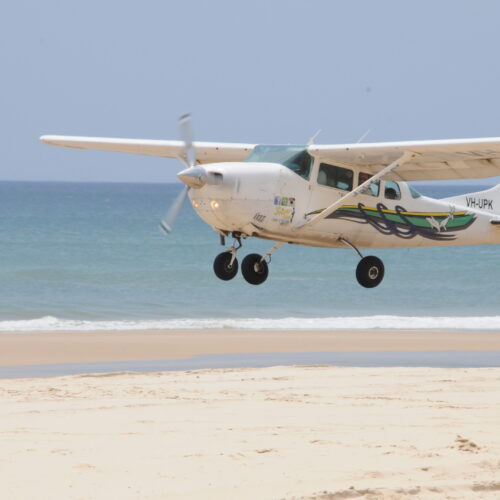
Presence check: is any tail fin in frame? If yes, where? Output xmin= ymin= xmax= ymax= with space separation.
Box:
xmin=443 ymin=184 xmax=500 ymax=214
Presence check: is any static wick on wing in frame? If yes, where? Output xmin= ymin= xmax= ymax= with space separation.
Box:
xmin=356 ymin=129 xmax=371 ymax=143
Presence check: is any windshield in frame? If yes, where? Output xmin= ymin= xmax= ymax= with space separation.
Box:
xmin=246 ymin=145 xmax=312 ymax=180
xmin=408 ymin=184 xmax=422 ymax=199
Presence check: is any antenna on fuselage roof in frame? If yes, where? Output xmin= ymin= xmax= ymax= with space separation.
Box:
xmin=307 ymin=129 xmax=322 ymax=146
xmin=356 ymin=129 xmax=371 ymax=143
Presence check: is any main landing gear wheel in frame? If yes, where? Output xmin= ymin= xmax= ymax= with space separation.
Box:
xmin=356 ymin=256 xmax=384 ymax=288
xmin=213 ymin=251 xmax=238 ymax=281
xmin=241 ymin=253 xmax=269 ymax=285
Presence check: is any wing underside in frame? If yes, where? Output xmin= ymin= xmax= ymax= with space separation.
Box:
xmin=40 ymin=134 xmax=500 ymax=181
xmin=39 ymin=135 xmax=255 ymax=164
xmin=309 ymin=137 xmax=500 ymax=181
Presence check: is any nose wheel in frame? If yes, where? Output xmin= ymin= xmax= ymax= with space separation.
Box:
xmin=213 ymin=234 xmax=241 ymax=281
xmin=213 ymin=251 xmax=239 ymax=281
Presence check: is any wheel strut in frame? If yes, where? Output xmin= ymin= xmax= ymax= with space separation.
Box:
xmin=260 ymin=241 xmax=285 ymax=263
xmin=338 ymin=237 xmax=363 ymax=259
xmin=226 ymin=235 xmax=242 ymax=267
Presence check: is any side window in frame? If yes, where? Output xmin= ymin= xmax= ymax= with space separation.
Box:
xmin=317 ymin=163 xmax=353 ymax=191
xmin=384 ymin=180 xmax=401 ymax=200
xmin=358 ymin=172 xmax=379 ymax=197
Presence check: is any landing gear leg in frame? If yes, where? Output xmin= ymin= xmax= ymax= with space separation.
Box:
xmin=241 ymin=242 xmax=285 ymax=285
xmin=339 ymin=238 xmax=385 ymax=288
xmin=213 ymin=234 xmax=241 ymax=281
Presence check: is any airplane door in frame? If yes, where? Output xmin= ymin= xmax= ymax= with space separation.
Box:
xmin=305 ymin=161 xmax=351 ymax=218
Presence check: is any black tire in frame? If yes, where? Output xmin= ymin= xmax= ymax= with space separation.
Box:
xmin=241 ymin=253 xmax=269 ymax=285
xmin=213 ymin=252 xmax=238 ymax=281
xmin=356 ymin=256 xmax=384 ymax=288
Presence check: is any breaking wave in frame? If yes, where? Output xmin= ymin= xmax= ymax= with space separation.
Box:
xmin=1 ymin=315 xmax=500 ymax=332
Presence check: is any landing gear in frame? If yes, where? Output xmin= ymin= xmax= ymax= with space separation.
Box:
xmin=241 ymin=253 xmax=269 ymax=285
xmin=240 ymin=242 xmax=284 ymax=285
xmin=356 ymin=256 xmax=384 ymax=288
xmin=339 ymin=237 xmax=385 ymax=288
xmin=213 ymin=251 xmax=238 ymax=281
xmin=212 ymin=235 xmax=284 ymax=285
xmin=213 ymin=234 xmax=241 ymax=281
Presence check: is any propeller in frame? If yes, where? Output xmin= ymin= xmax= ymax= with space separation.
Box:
xmin=179 ymin=112 xmax=195 ymax=168
xmin=159 ymin=184 xmax=189 ymax=234
xmin=159 ymin=113 xmax=196 ymax=235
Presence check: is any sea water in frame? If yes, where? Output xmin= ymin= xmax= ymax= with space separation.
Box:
xmin=1 ymin=181 xmax=500 ymax=331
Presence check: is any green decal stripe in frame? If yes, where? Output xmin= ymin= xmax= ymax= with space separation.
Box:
xmin=445 ymin=215 xmax=475 ymax=228
xmin=336 ymin=207 xmax=474 ymax=229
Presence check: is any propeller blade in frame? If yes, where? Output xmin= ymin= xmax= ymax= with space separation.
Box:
xmin=179 ymin=112 xmax=195 ymax=167
xmin=159 ymin=185 xmax=189 ymax=235
xmin=160 ymin=114 xmax=197 ymax=235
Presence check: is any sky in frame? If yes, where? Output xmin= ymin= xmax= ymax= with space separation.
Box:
xmin=2 ymin=0 xmax=500 ymax=183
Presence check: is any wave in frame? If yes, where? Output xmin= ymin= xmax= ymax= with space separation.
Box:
xmin=1 ymin=315 xmax=500 ymax=332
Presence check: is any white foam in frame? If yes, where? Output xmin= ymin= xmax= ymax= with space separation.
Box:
xmin=1 ymin=315 xmax=500 ymax=332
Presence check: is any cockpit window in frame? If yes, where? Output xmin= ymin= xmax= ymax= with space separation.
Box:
xmin=358 ymin=172 xmax=380 ymax=197
xmin=384 ymin=180 xmax=401 ymax=200
xmin=317 ymin=163 xmax=353 ymax=191
xmin=245 ymin=145 xmax=312 ymax=180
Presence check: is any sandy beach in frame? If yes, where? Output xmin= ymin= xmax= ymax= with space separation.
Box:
xmin=0 ymin=365 xmax=499 ymax=499
xmin=1 ymin=329 xmax=500 ymax=498
xmin=1 ymin=329 xmax=500 ymax=366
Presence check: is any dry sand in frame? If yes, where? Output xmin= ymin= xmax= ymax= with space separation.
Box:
xmin=1 ymin=329 xmax=500 ymax=365
xmin=1 ymin=365 xmax=500 ymax=499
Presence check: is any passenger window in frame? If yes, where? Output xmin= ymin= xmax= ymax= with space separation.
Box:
xmin=384 ymin=180 xmax=401 ymax=200
xmin=317 ymin=163 xmax=353 ymax=191
xmin=358 ymin=172 xmax=379 ymax=197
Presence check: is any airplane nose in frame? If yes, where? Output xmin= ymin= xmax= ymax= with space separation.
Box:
xmin=177 ymin=166 xmax=207 ymax=188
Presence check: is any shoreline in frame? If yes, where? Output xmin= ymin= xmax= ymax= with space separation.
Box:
xmin=2 ymin=350 xmax=500 ymax=379
xmin=1 ymin=328 xmax=500 ymax=367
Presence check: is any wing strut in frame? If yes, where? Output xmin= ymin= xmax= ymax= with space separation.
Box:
xmin=295 ymin=151 xmax=418 ymax=230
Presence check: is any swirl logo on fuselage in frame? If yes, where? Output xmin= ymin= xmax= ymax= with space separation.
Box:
xmin=321 ymin=203 xmax=476 ymax=240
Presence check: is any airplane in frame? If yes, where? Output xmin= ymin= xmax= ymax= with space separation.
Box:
xmin=40 ymin=115 xmax=500 ymax=288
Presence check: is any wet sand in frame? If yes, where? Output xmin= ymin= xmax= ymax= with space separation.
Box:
xmin=1 ymin=329 xmax=500 ymax=366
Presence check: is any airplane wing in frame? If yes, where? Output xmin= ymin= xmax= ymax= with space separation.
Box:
xmin=39 ymin=135 xmax=256 ymax=164
xmin=309 ymin=137 xmax=500 ymax=181
xmin=41 ymin=135 xmax=500 ymax=180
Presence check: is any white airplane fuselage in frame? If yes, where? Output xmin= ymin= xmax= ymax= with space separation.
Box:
xmin=39 ymin=127 xmax=500 ymax=288
xmin=188 ymin=161 xmax=500 ymax=249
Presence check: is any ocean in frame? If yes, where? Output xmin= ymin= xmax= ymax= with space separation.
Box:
xmin=1 ymin=181 xmax=500 ymax=331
